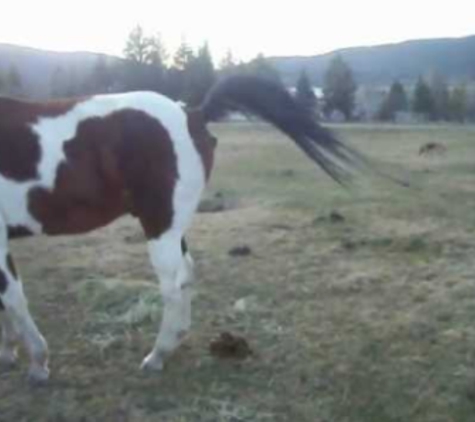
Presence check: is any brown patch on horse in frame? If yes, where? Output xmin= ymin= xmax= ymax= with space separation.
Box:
xmin=0 ymin=125 xmax=41 ymax=181
xmin=27 ymin=109 xmax=177 ymax=239
xmin=119 ymin=110 xmax=178 ymax=239
xmin=0 ymin=97 xmax=86 ymax=182
xmin=28 ymin=113 xmax=124 ymax=235
xmin=186 ymin=109 xmax=216 ymax=181
xmin=6 ymin=255 xmax=17 ymax=279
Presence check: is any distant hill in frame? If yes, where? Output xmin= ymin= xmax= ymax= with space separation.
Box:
xmin=1 ymin=35 xmax=474 ymax=100
xmin=269 ymin=35 xmax=475 ymax=87
xmin=0 ymin=44 xmax=118 ymax=99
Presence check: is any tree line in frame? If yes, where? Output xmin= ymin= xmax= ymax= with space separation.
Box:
xmin=0 ymin=25 xmax=281 ymax=105
xmin=117 ymin=26 xmax=282 ymax=106
xmin=377 ymin=74 xmax=472 ymax=122
xmin=0 ymin=28 xmax=474 ymax=123
xmin=295 ymin=55 xmax=475 ymax=123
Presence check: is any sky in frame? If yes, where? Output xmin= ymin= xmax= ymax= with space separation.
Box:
xmin=0 ymin=0 xmax=473 ymax=63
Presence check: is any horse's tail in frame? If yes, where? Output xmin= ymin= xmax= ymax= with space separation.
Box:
xmin=198 ymin=74 xmax=367 ymax=185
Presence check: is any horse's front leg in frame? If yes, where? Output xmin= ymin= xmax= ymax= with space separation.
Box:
xmin=0 ymin=221 xmax=49 ymax=383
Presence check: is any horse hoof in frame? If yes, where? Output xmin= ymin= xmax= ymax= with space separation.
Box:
xmin=140 ymin=354 xmax=164 ymax=372
xmin=27 ymin=366 xmax=50 ymax=385
xmin=0 ymin=349 xmax=17 ymax=368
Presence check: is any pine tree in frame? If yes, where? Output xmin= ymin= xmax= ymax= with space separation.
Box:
xmin=173 ymin=39 xmax=194 ymax=71
xmin=378 ymin=80 xmax=408 ymax=121
xmin=219 ymin=49 xmax=238 ymax=76
xmin=429 ymin=71 xmax=450 ymax=121
xmin=185 ymin=42 xmax=216 ymax=106
xmin=123 ymin=25 xmax=151 ymax=64
xmin=412 ymin=76 xmax=436 ymax=120
xmin=323 ymin=55 xmax=356 ymax=120
xmin=165 ymin=39 xmax=196 ymax=101
xmin=449 ymin=84 xmax=468 ymax=122
xmin=146 ymin=33 xmax=168 ymax=67
xmin=124 ymin=26 xmax=168 ymax=69
xmin=122 ymin=27 xmax=170 ymax=94
xmin=164 ymin=67 xmax=184 ymax=101
xmin=145 ymin=33 xmax=168 ymax=94
xmin=295 ymin=69 xmax=317 ymax=115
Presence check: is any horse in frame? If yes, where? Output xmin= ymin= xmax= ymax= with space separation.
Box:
xmin=0 ymin=75 xmax=361 ymax=383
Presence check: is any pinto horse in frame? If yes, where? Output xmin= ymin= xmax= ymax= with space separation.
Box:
xmin=0 ymin=75 xmax=360 ymax=383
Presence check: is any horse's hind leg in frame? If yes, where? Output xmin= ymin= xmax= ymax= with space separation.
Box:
xmin=0 ymin=222 xmax=49 ymax=382
xmin=136 ymin=179 xmax=202 ymax=371
xmin=140 ymin=231 xmax=196 ymax=371
xmin=121 ymin=106 xmax=207 ymax=371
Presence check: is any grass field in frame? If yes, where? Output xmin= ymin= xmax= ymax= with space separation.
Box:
xmin=2 ymin=122 xmax=475 ymax=421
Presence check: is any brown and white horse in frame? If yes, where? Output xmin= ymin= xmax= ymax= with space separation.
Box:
xmin=0 ymin=75 xmax=361 ymax=383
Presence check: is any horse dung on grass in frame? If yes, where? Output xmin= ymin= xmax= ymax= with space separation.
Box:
xmin=0 ymin=75 xmax=362 ymax=383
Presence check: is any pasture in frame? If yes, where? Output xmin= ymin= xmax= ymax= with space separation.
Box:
xmin=2 ymin=122 xmax=475 ymax=421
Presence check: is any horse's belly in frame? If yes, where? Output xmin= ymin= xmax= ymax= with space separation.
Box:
xmin=26 ymin=182 xmax=127 ymax=236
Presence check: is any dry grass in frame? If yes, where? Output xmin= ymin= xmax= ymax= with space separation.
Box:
xmin=2 ymin=122 xmax=475 ymax=421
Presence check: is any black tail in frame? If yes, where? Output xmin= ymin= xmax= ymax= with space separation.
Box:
xmin=199 ymin=74 xmax=367 ymax=185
